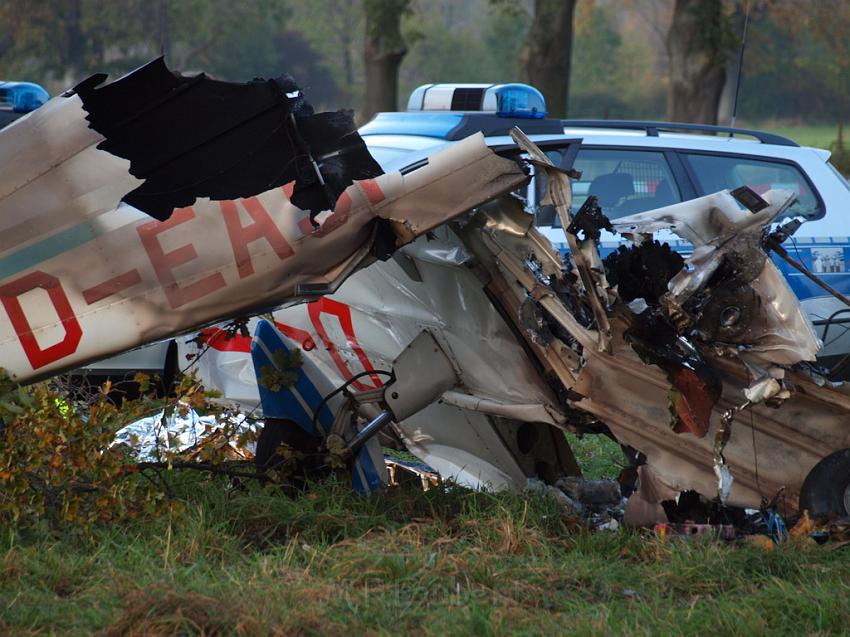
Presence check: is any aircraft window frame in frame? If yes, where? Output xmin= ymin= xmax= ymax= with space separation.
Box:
xmin=489 ymin=140 xmax=578 ymax=227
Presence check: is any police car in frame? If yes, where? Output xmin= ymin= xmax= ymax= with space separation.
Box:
xmin=360 ymin=82 xmax=850 ymax=373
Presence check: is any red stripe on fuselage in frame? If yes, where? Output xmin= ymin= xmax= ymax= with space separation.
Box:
xmin=82 ymin=269 xmax=142 ymax=305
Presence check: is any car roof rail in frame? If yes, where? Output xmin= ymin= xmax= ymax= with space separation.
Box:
xmin=560 ymin=119 xmax=799 ymax=147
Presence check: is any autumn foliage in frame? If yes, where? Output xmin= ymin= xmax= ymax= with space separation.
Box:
xmin=0 ymin=370 xmax=237 ymax=526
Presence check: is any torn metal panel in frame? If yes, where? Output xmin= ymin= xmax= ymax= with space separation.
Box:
xmin=0 ymin=94 xmax=140 ymax=251
xmin=510 ymin=128 xmax=612 ymax=353
xmin=183 ymin=223 xmax=580 ymax=491
xmin=454 ymin=131 xmax=850 ymax=511
xmin=74 ymin=58 xmax=382 ymax=221
xmin=0 ymin=85 xmax=525 ymax=384
xmin=385 ymin=458 xmax=441 ymax=490
xmin=612 ymin=189 xmax=821 ymax=370
xmin=572 ymin=348 xmax=850 ymax=510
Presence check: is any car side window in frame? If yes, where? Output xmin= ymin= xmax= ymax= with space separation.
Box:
xmin=569 ymin=149 xmax=682 ymax=220
xmin=683 ymin=153 xmax=823 ymax=219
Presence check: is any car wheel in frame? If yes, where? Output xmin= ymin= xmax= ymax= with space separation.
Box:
xmin=799 ymin=449 xmax=850 ymax=519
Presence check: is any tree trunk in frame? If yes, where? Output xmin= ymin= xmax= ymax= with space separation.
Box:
xmin=64 ymin=0 xmax=86 ymax=84
xmin=519 ymin=0 xmax=576 ymax=119
xmin=363 ymin=38 xmax=405 ymax=119
xmin=362 ymin=0 xmax=410 ymax=121
xmin=666 ymin=0 xmax=727 ymax=124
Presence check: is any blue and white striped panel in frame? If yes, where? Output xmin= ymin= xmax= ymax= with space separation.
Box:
xmin=251 ymin=319 xmax=334 ymax=436
xmin=351 ymin=443 xmax=386 ymax=496
xmin=251 ymin=319 xmax=386 ymax=495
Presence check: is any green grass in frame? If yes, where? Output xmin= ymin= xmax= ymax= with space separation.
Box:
xmin=565 ymin=433 xmax=625 ymax=480
xmin=2 ymin=473 xmax=849 ymax=636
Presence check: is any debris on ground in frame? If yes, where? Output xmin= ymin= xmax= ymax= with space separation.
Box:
xmin=654 ymin=523 xmax=736 ymax=541
xmin=647 ymin=501 xmax=850 ymax=548
xmin=385 ymin=458 xmax=440 ymax=490
xmin=526 ymin=476 xmax=625 ymax=528
xmin=555 ymin=476 xmax=622 ymax=507
xmin=116 ymin=408 xmax=442 ymax=489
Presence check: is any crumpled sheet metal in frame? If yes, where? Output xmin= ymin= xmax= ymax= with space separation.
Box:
xmin=608 ymin=190 xmax=822 ymax=503
xmin=182 ymin=223 xmax=578 ymax=491
xmin=511 ymin=128 xmax=612 ymax=353
xmin=462 ymin=136 xmax=850 ymax=510
xmin=567 ymin=315 xmax=850 ymax=510
xmin=185 ymin=228 xmax=559 ymax=416
xmin=611 ymin=189 xmax=790 ymax=245
xmin=591 ymin=198 xmax=848 ymax=507
xmin=0 ymin=110 xmax=525 ymax=383
xmin=613 ymin=190 xmax=821 ymax=368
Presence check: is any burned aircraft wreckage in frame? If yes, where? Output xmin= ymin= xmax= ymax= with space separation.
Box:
xmin=2 ymin=59 xmax=850 ymax=520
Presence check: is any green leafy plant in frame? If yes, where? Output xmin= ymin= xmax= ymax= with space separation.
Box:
xmin=0 ymin=370 xmax=164 ymax=525
xmin=257 ymin=348 xmax=303 ymax=393
xmin=0 ymin=366 xmax=258 ymax=528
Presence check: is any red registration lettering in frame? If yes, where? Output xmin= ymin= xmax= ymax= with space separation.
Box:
xmin=0 ymin=271 xmax=82 ymax=369
xmin=309 ymin=179 xmax=386 ymax=239
xmin=220 ymin=197 xmax=294 ymax=278
xmin=308 ymin=297 xmax=383 ymax=390
xmin=137 ymin=207 xmax=226 ymax=309
xmin=359 ymin=178 xmax=386 ymax=206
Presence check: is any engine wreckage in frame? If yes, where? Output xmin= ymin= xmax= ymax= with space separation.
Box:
xmin=464 ymin=130 xmax=847 ymax=518
xmin=2 ymin=59 xmax=850 ymax=522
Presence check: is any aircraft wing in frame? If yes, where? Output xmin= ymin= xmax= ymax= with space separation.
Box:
xmin=0 ymin=60 xmax=527 ymax=383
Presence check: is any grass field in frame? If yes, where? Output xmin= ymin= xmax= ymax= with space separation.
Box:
xmin=564 ymin=433 xmax=625 ymax=480
xmin=2 ymin=470 xmax=849 ymax=636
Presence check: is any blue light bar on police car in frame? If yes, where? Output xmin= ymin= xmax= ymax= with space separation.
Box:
xmin=407 ymin=83 xmax=547 ymax=119
xmin=0 ymin=81 xmax=49 ymax=113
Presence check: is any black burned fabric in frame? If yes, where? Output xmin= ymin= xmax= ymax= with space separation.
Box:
xmin=74 ymin=57 xmax=382 ymax=221
xmin=603 ymin=240 xmax=684 ymax=304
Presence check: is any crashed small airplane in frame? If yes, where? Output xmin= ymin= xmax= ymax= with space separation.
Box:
xmin=2 ymin=59 xmax=850 ymax=521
